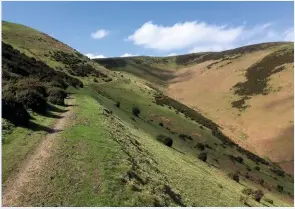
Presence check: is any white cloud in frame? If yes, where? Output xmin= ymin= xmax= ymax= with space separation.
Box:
xmin=85 ymin=53 xmax=106 ymax=59
xmin=127 ymin=21 xmax=293 ymax=53
xmin=120 ymin=53 xmax=137 ymax=57
xmin=127 ymin=21 xmax=243 ymax=51
xmin=284 ymin=28 xmax=294 ymax=41
xmin=189 ymin=45 xmax=233 ymax=53
xmin=167 ymin=53 xmax=177 ymax=56
xmin=91 ymin=29 xmax=109 ymax=39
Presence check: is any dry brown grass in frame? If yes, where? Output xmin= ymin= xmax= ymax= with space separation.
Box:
xmin=167 ymin=47 xmax=294 ymax=174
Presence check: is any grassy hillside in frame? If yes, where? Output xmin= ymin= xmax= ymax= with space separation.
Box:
xmin=93 ymin=42 xmax=294 ymax=175
xmin=2 ymin=21 xmax=294 ymax=206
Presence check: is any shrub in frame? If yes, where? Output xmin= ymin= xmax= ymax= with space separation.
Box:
xmin=93 ymin=78 xmax=98 ymax=82
xmin=259 ymin=179 xmax=264 ymax=186
xmin=132 ymin=106 xmax=140 ymax=117
xmin=276 ymin=185 xmax=283 ymax=193
xmin=231 ymin=172 xmax=240 ymax=183
xmin=253 ymin=190 xmax=264 ymax=202
xmin=17 ymin=89 xmax=47 ymax=113
xmin=159 ymin=122 xmax=164 ymax=127
xmin=196 ymin=143 xmax=205 ymax=151
xmin=115 ymin=101 xmax=120 ymax=108
xmin=2 ymin=98 xmax=30 ymax=126
xmin=270 ymin=168 xmax=285 ymax=177
xmin=205 ymin=144 xmax=213 ymax=150
xmin=236 ymin=156 xmax=244 ymax=164
xmin=255 ymin=166 xmax=260 ymax=171
xmin=198 ymin=152 xmax=207 ymax=162
xmin=47 ymin=88 xmax=67 ymax=105
xmin=264 ymin=198 xmax=274 ymax=205
xmin=242 ymin=188 xmax=254 ymax=195
xmin=156 ymin=134 xmax=173 ymax=147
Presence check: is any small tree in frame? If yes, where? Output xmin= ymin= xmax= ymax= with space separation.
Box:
xmin=132 ymin=106 xmax=140 ymax=117
xmin=159 ymin=122 xmax=164 ymax=127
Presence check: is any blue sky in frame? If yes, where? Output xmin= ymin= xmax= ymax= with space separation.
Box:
xmin=2 ymin=1 xmax=294 ymax=58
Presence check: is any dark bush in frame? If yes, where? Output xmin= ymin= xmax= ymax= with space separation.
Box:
xmin=264 ymin=198 xmax=273 ymax=205
xmin=159 ymin=122 xmax=164 ymax=127
xmin=47 ymin=88 xmax=67 ymax=105
xmin=270 ymin=168 xmax=285 ymax=177
xmin=17 ymin=89 xmax=47 ymax=113
xmin=196 ymin=143 xmax=205 ymax=151
xmin=93 ymin=78 xmax=98 ymax=82
xmin=205 ymin=144 xmax=213 ymax=150
xmin=255 ymin=166 xmax=260 ymax=171
xmin=198 ymin=152 xmax=207 ymax=162
xmin=132 ymin=106 xmax=140 ymax=117
xmin=253 ymin=190 xmax=264 ymax=202
xmin=156 ymin=134 xmax=173 ymax=147
xmin=2 ymin=98 xmax=30 ymax=126
xmin=236 ymin=156 xmax=244 ymax=164
xmin=230 ymin=172 xmax=239 ymax=183
xmin=242 ymin=188 xmax=253 ymax=195
xmin=115 ymin=101 xmax=120 ymax=108
xmin=179 ymin=133 xmax=193 ymax=141
xmin=228 ymin=155 xmax=243 ymax=164
xmin=276 ymin=185 xmax=283 ymax=192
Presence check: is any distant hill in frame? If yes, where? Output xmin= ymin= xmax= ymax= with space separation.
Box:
xmin=94 ymin=42 xmax=294 ymax=174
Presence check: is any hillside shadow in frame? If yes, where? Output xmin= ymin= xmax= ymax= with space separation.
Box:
xmin=26 ymin=121 xmax=62 ymax=133
xmin=47 ymin=103 xmax=68 ymax=113
xmin=39 ymin=111 xmax=64 ymax=119
xmin=64 ymin=104 xmax=78 ymax=107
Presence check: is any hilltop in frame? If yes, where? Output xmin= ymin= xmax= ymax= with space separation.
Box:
xmin=2 ymin=21 xmax=294 ymax=207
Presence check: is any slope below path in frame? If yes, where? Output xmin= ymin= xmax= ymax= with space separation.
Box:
xmin=2 ymin=97 xmax=75 ymax=207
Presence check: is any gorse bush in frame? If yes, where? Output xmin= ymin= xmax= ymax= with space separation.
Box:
xmin=196 ymin=142 xmax=205 ymax=151
xmin=276 ymin=185 xmax=283 ymax=192
xmin=253 ymin=190 xmax=264 ymax=202
xmin=2 ymin=42 xmax=84 ymax=125
xmin=47 ymin=88 xmax=67 ymax=105
xmin=198 ymin=152 xmax=207 ymax=162
xmin=229 ymin=172 xmax=239 ymax=183
xmin=115 ymin=101 xmax=120 ymax=108
xmin=132 ymin=106 xmax=140 ymax=117
xmin=156 ymin=134 xmax=173 ymax=147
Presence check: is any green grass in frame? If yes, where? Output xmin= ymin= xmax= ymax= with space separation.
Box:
xmin=2 ymin=104 xmax=66 ymax=182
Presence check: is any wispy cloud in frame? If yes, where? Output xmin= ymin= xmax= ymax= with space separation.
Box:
xmin=120 ymin=53 xmax=138 ymax=57
xmin=127 ymin=21 xmax=293 ymax=53
xmin=167 ymin=53 xmax=178 ymax=56
xmin=85 ymin=53 xmax=106 ymax=59
xmin=91 ymin=29 xmax=109 ymax=39
xmin=284 ymin=28 xmax=294 ymax=41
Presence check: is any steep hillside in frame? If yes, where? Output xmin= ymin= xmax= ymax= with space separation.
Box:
xmin=94 ymin=42 xmax=294 ymax=174
xmin=2 ymin=21 xmax=293 ymax=207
